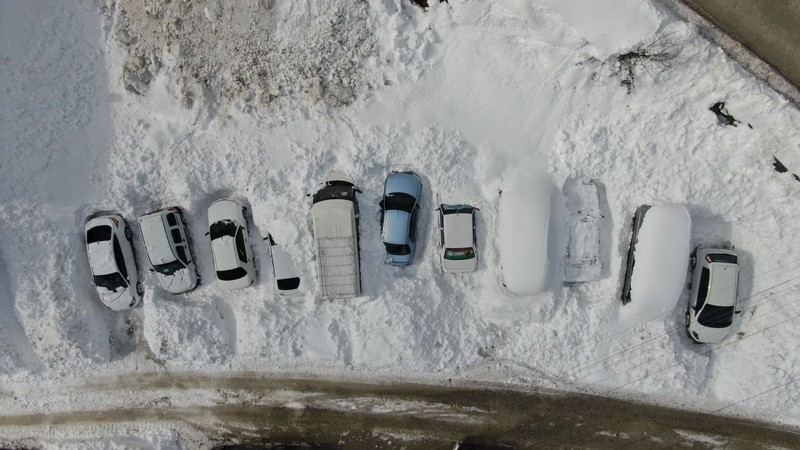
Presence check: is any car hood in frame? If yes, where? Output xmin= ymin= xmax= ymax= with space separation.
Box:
xmin=383 ymin=210 xmax=412 ymax=245
xmin=208 ymin=199 xmax=244 ymax=225
xmin=384 ymin=172 xmax=422 ymax=197
xmin=156 ymin=268 xmax=197 ymax=294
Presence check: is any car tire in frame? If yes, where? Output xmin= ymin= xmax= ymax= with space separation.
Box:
xmin=136 ymin=282 xmax=144 ymax=297
xmin=125 ymin=226 xmax=133 ymax=241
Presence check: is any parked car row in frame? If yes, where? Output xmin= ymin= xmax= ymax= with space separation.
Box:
xmin=83 ymin=170 xmax=482 ymax=308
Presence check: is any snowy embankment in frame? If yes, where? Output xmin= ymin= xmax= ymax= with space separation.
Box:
xmin=2 ymin=0 xmax=800 ymax=435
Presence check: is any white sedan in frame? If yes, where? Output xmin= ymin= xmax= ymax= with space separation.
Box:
xmin=437 ymin=204 xmax=478 ymax=273
xmin=208 ymin=198 xmax=255 ymax=290
xmin=686 ymin=248 xmax=740 ymax=344
xmin=85 ymin=213 xmax=143 ymax=311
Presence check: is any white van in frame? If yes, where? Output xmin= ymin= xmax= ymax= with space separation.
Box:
xmin=311 ymin=172 xmax=362 ymax=299
xmin=138 ymin=207 xmax=198 ymax=294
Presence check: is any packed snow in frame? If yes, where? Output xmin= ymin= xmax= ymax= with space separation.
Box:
xmin=2 ymin=0 xmax=800 ymax=444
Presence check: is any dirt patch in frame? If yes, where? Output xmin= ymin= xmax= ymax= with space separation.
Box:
xmin=104 ymin=0 xmax=379 ymax=112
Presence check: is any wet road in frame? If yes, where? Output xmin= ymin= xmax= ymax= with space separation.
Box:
xmin=2 ymin=373 xmax=799 ymax=448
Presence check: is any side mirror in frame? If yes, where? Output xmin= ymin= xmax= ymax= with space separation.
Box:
xmin=735 ymin=310 xmax=742 ymax=314
xmin=204 ymin=232 xmax=210 ymax=236
xmin=149 ymin=268 xmax=155 ymax=273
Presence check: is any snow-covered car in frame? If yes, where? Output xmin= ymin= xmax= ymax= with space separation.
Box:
xmin=85 ymin=213 xmax=143 ymax=311
xmin=266 ymin=233 xmax=302 ymax=297
xmin=437 ymin=204 xmax=478 ymax=273
xmin=207 ymin=198 xmax=255 ymax=290
xmin=686 ymin=248 xmax=740 ymax=344
xmin=499 ymin=179 xmax=551 ymax=295
xmin=138 ymin=207 xmax=198 ymax=294
xmin=311 ymin=172 xmax=362 ymax=298
xmin=380 ymin=171 xmax=422 ymax=266
xmin=621 ymin=204 xmax=691 ymax=322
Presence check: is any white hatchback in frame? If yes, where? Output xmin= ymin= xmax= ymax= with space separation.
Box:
xmin=437 ymin=204 xmax=478 ymax=273
xmin=85 ymin=213 xmax=143 ymax=311
xmin=138 ymin=207 xmax=198 ymax=294
xmin=686 ymin=248 xmax=740 ymax=344
xmin=208 ymin=198 xmax=255 ymax=290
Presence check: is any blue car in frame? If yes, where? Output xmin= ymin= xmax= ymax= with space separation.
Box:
xmin=380 ymin=171 xmax=422 ymax=265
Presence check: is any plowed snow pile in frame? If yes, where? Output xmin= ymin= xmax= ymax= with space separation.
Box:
xmin=2 ymin=0 xmax=800 ymax=444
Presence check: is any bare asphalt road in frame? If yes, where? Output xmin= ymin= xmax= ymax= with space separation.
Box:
xmin=680 ymin=0 xmax=800 ymax=90
xmin=2 ymin=373 xmax=799 ymax=449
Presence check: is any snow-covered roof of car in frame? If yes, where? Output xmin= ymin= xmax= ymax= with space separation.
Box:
xmin=443 ymin=212 xmax=473 ymax=248
xmin=499 ymin=178 xmax=551 ymax=296
xmin=139 ymin=212 xmax=178 ymax=265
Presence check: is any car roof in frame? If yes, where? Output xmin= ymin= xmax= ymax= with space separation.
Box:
xmin=707 ymin=263 xmax=738 ymax=307
xmin=212 ymin=235 xmax=241 ymax=271
xmin=139 ymin=213 xmax=178 ymax=265
xmin=443 ymin=212 xmax=473 ymax=248
xmin=383 ymin=209 xmax=411 ymax=245
xmin=87 ymin=240 xmax=118 ymax=276
xmin=312 ymin=199 xmax=356 ymax=236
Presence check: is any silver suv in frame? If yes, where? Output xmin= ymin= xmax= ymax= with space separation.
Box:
xmin=686 ymin=248 xmax=740 ymax=344
xmin=138 ymin=207 xmax=198 ymax=294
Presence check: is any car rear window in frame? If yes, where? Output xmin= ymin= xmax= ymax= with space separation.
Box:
xmin=166 ymin=212 xmax=177 ymax=227
xmin=385 ymin=243 xmax=411 ymax=255
xmin=217 ymin=267 xmax=247 ymax=281
xmin=277 ymin=277 xmax=301 ymax=290
xmin=444 ymin=247 xmax=475 ymax=260
xmin=708 ymin=253 xmax=737 ymax=264
xmin=86 ymin=225 xmax=112 ymax=243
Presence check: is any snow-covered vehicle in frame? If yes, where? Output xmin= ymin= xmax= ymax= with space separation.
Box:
xmin=207 ymin=198 xmax=255 ymax=290
xmin=266 ymin=233 xmax=302 ymax=297
xmin=686 ymin=248 xmax=740 ymax=344
xmin=437 ymin=204 xmax=478 ymax=273
xmin=498 ymin=179 xmax=551 ymax=295
xmin=380 ymin=171 xmax=422 ymax=266
xmin=621 ymin=204 xmax=691 ymax=320
xmin=138 ymin=207 xmax=198 ymax=294
xmin=84 ymin=213 xmax=143 ymax=311
xmin=311 ymin=172 xmax=362 ymax=298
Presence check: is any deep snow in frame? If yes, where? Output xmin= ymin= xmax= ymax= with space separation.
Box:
xmin=2 ymin=0 xmax=800 ymax=445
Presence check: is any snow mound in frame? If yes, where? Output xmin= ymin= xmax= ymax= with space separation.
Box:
xmin=109 ymin=0 xmax=380 ymax=112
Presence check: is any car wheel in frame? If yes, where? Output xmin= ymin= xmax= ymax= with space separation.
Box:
xmin=136 ymin=282 xmax=144 ymax=297
xmin=125 ymin=226 xmax=133 ymax=241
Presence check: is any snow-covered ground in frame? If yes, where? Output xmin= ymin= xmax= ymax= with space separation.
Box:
xmin=2 ymin=0 xmax=800 ymax=443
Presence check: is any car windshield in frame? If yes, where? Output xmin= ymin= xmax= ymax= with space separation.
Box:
xmin=210 ymin=220 xmax=237 ymax=240
xmin=698 ymin=304 xmax=735 ymax=328
xmin=277 ymin=277 xmax=301 ymax=290
xmin=444 ymin=247 xmax=475 ymax=260
xmin=93 ymin=272 xmax=127 ymax=291
xmin=86 ymin=225 xmax=112 ymax=243
xmin=385 ymin=243 xmax=411 ymax=255
xmin=217 ymin=267 xmax=247 ymax=281
xmin=153 ymin=260 xmax=185 ymax=276
xmin=384 ymin=193 xmax=416 ymax=213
